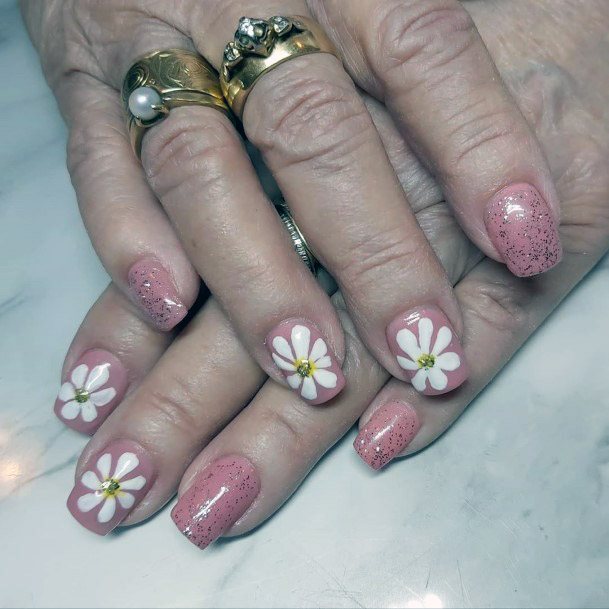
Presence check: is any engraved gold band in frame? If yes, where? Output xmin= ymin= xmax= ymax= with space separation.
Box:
xmin=275 ymin=200 xmax=318 ymax=274
xmin=220 ymin=16 xmax=338 ymax=119
xmin=122 ymin=49 xmax=232 ymax=156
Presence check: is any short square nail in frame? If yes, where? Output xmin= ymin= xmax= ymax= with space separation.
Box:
xmin=54 ymin=349 xmax=128 ymax=435
xmin=266 ymin=320 xmax=345 ymax=405
xmin=171 ymin=456 xmax=260 ymax=550
xmin=387 ymin=306 xmax=468 ymax=395
xmin=127 ymin=258 xmax=187 ymax=331
xmin=354 ymin=401 xmax=420 ymax=470
xmin=67 ymin=440 xmax=155 ymax=536
xmin=485 ymin=183 xmax=562 ymax=277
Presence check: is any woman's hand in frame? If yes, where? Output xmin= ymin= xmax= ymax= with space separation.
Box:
xmin=54 ymin=0 xmax=609 ymax=545
xmin=22 ymin=0 xmax=562 ymax=408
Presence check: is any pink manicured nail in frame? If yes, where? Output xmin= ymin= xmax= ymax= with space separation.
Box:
xmin=54 ymin=349 xmax=128 ymax=435
xmin=127 ymin=258 xmax=187 ymax=331
xmin=387 ymin=306 xmax=468 ymax=395
xmin=354 ymin=401 xmax=420 ymax=470
xmin=171 ymin=456 xmax=260 ymax=550
xmin=67 ymin=440 xmax=155 ymax=536
xmin=266 ymin=319 xmax=345 ymax=405
xmin=485 ymin=183 xmax=562 ymax=277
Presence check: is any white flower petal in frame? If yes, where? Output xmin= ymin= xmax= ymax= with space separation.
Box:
xmin=291 ymin=325 xmax=311 ymax=360
xmin=428 ymin=366 xmax=448 ymax=390
xmin=313 ymin=356 xmax=332 ymax=369
xmin=396 ymin=356 xmax=419 ymax=371
xmin=117 ymin=492 xmax=135 ymax=509
xmin=313 ymin=369 xmax=337 ymax=389
xmin=77 ymin=492 xmax=103 ymax=513
xmin=96 ymin=453 xmax=112 ymax=480
xmin=112 ymin=452 xmax=139 ymax=480
xmin=272 ymin=353 xmax=296 ymax=372
xmin=60 ymin=400 xmax=81 ymax=421
xmin=70 ymin=364 xmax=89 ymax=389
xmin=287 ymin=374 xmax=303 ymax=389
xmin=396 ymin=328 xmax=422 ymax=361
xmin=119 ymin=475 xmax=146 ymax=491
xmin=272 ymin=336 xmax=294 ymax=362
xmin=300 ymin=376 xmax=317 ymax=400
xmin=97 ymin=496 xmax=116 ymax=523
xmin=309 ymin=338 xmax=327 ymax=362
xmin=81 ymin=470 xmax=102 ymax=491
xmin=85 ymin=364 xmax=110 ymax=392
xmin=436 ymin=351 xmax=460 ymax=372
xmin=80 ymin=401 xmax=98 ymax=422
xmin=418 ymin=318 xmax=433 ymax=355
xmin=57 ymin=382 xmax=76 ymax=402
xmin=411 ymin=369 xmax=429 ymax=392
xmin=432 ymin=326 xmax=453 ymax=356
xmin=89 ymin=387 xmax=116 ymax=407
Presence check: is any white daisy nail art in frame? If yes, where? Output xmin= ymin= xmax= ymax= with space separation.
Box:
xmin=76 ymin=451 xmax=146 ymax=524
xmin=395 ymin=317 xmax=461 ymax=392
xmin=57 ymin=363 xmax=116 ymax=423
xmin=270 ymin=324 xmax=338 ymax=401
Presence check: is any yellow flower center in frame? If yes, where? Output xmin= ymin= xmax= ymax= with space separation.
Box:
xmin=417 ymin=353 xmax=436 ymax=369
xmin=295 ymin=358 xmax=316 ymax=378
xmin=100 ymin=478 xmax=121 ymax=496
xmin=74 ymin=387 xmax=90 ymax=403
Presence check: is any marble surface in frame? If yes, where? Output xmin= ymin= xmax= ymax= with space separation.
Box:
xmin=1 ymin=2 xmax=609 ymax=607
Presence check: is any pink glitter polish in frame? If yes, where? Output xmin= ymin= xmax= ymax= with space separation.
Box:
xmin=485 ymin=183 xmax=562 ymax=277
xmin=266 ymin=319 xmax=345 ymax=405
xmin=54 ymin=349 xmax=128 ymax=435
xmin=127 ymin=258 xmax=187 ymax=331
xmin=67 ymin=440 xmax=155 ymax=536
xmin=171 ymin=456 xmax=260 ymax=550
xmin=387 ymin=306 xmax=468 ymax=396
xmin=354 ymin=401 xmax=420 ymax=470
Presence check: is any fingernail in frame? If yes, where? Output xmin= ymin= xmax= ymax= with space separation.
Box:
xmin=54 ymin=349 xmax=128 ymax=435
xmin=127 ymin=258 xmax=187 ymax=331
xmin=67 ymin=440 xmax=155 ymax=536
xmin=387 ymin=306 xmax=468 ymax=395
xmin=171 ymin=455 xmax=260 ymax=550
xmin=485 ymin=183 xmax=562 ymax=277
xmin=354 ymin=401 xmax=420 ymax=470
xmin=266 ymin=319 xmax=345 ymax=405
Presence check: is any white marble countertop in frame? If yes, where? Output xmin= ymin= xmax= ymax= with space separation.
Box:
xmin=1 ymin=2 xmax=609 ymax=607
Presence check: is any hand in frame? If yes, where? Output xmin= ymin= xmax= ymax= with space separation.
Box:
xmin=22 ymin=0 xmax=562 ymax=409
xmin=54 ymin=0 xmax=609 ymax=545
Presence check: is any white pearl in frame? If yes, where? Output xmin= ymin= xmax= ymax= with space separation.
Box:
xmin=128 ymin=86 xmax=162 ymax=121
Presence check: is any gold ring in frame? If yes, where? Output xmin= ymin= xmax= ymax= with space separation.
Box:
xmin=275 ymin=199 xmax=318 ymax=274
xmin=220 ymin=16 xmax=338 ymax=119
xmin=122 ymin=49 xmax=233 ymax=156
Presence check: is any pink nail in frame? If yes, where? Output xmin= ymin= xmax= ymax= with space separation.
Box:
xmin=485 ymin=183 xmax=562 ymax=277
xmin=54 ymin=349 xmax=128 ymax=435
xmin=67 ymin=440 xmax=155 ymax=536
xmin=387 ymin=306 xmax=468 ymax=395
xmin=171 ymin=456 xmax=260 ymax=550
xmin=127 ymin=258 xmax=187 ymax=331
xmin=354 ymin=401 xmax=420 ymax=470
xmin=266 ymin=319 xmax=345 ymax=405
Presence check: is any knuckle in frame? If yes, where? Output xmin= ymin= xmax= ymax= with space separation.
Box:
xmin=247 ymin=66 xmax=372 ymax=171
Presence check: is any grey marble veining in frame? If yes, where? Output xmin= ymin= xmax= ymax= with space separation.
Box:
xmin=1 ymin=1 xmax=608 ymax=607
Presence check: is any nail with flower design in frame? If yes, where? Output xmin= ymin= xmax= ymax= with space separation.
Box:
xmin=266 ymin=320 xmax=345 ymax=405
xmin=54 ymin=349 xmax=128 ymax=435
xmin=67 ymin=440 xmax=155 ymax=535
xmin=387 ymin=306 xmax=469 ymax=395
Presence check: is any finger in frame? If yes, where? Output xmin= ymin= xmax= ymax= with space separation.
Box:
xmin=313 ymin=0 xmax=563 ymax=277
xmin=54 ymin=283 xmax=172 ymax=434
xmin=66 ymin=297 xmax=266 ymax=535
xmin=354 ymin=249 xmax=599 ymax=469
xmin=56 ymin=75 xmax=199 ymax=331
xmin=190 ymin=3 xmax=469 ymax=395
